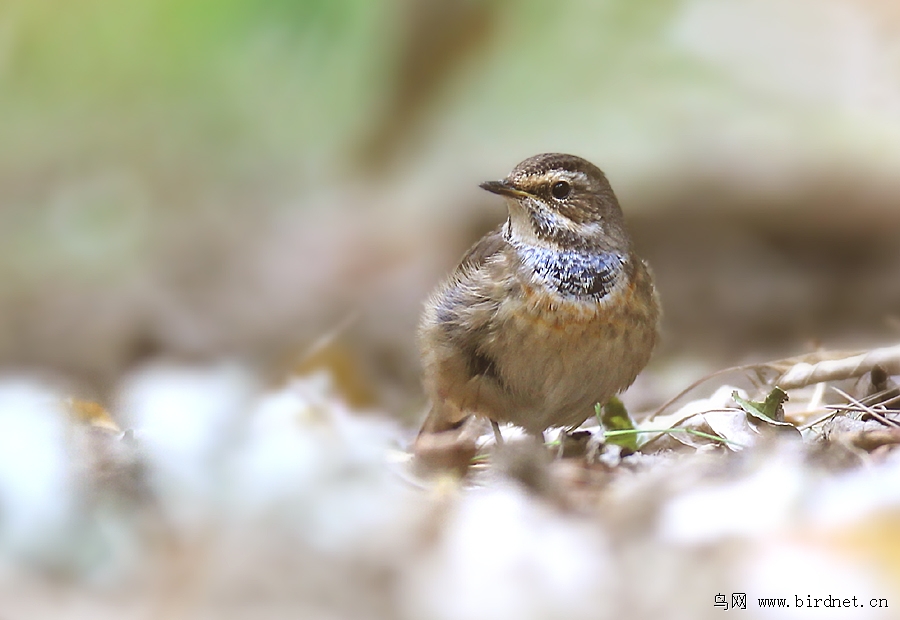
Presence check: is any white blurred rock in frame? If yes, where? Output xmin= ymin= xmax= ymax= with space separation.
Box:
xmin=0 ymin=380 xmax=77 ymax=566
xmin=660 ymin=451 xmax=805 ymax=544
xmin=225 ymin=372 xmax=413 ymax=555
xmin=744 ymin=543 xmax=893 ymax=619
xmin=808 ymin=451 xmax=900 ymax=528
xmin=400 ymin=483 xmax=615 ymax=620
xmin=117 ymin=362 xmax=258 ymax=530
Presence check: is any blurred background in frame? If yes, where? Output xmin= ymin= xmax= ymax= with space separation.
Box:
xmin=4 ymin=2 xmax=900 ymax=618
xmin=1 ymin=0 xmax=900 ymax=417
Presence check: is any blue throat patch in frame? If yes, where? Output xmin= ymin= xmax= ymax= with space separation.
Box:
xmin=516 ymin=245 xmax=624 ymax=299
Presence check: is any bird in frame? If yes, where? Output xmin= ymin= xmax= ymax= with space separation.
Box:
xmin=415 ymin=153 xmax=660 ymax=458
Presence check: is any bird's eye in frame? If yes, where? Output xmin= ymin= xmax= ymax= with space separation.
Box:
xmin=551 ymin=180 xmax=571 ymax=200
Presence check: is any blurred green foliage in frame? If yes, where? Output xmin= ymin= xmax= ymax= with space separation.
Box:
xmin=0 ymin=0 xmax=395 ymax=170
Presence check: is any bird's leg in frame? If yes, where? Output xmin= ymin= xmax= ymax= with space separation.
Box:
xmin=491 ymin=419 xmax=504 ymax=445
xmin=524 ymin=428 xmax=546 ymax=444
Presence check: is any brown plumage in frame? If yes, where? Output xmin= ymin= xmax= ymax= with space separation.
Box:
xmin=416 ymin=153 xmax=660 ymax=454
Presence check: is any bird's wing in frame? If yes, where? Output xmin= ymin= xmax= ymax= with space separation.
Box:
xmin=455 ymin=224 xmax=507 ymax=276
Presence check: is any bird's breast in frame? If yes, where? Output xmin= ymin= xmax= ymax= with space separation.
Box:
xmin=485 ymin=256 xmax=659 ymax=430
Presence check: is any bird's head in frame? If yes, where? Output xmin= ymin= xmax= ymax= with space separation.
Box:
xmin=480 ymin=153 xmax=631 ymax=253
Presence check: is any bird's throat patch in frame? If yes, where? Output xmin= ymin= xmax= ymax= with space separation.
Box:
xmin=516 ymin=245 xmax=624 ymax=300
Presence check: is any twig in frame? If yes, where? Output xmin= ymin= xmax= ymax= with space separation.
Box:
xmin=646 ymin=366 xmax=758 ymax=421
xmin=648 ymin=343 xmax=900 ymax=422
xmin=604 ymin=427 xmax=747 ymax=449
xmin=832 ymin=387 xmax=900 ymax=429
xmin=778 ymin=344 xmax=900 ymax=390
xmin=807 ymin=381 xmax=827 ymax=412
xmin=296 ymin=311 xmax=361 ymax=365
xmin=859 ymin=389 xmax=900 ymax=409
xmin=798 ymin=410 xmax=839 ymax=431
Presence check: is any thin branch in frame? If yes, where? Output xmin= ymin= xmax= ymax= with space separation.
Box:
xmin=832 ymin=387 xmax=900 ymax=429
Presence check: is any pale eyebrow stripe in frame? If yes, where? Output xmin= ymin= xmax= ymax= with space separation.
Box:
xmin=568 ymin=171 xmax=589 ymax=184
xmin=534 ymin=170 xmax=589 ymax=185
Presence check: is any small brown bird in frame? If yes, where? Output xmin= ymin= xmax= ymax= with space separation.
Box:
xmin=416 ymin=153 xmax=660 ymax=453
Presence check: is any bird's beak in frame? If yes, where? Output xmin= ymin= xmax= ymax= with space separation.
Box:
xmin=479 ymin=180 xmax=530 ymax=199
